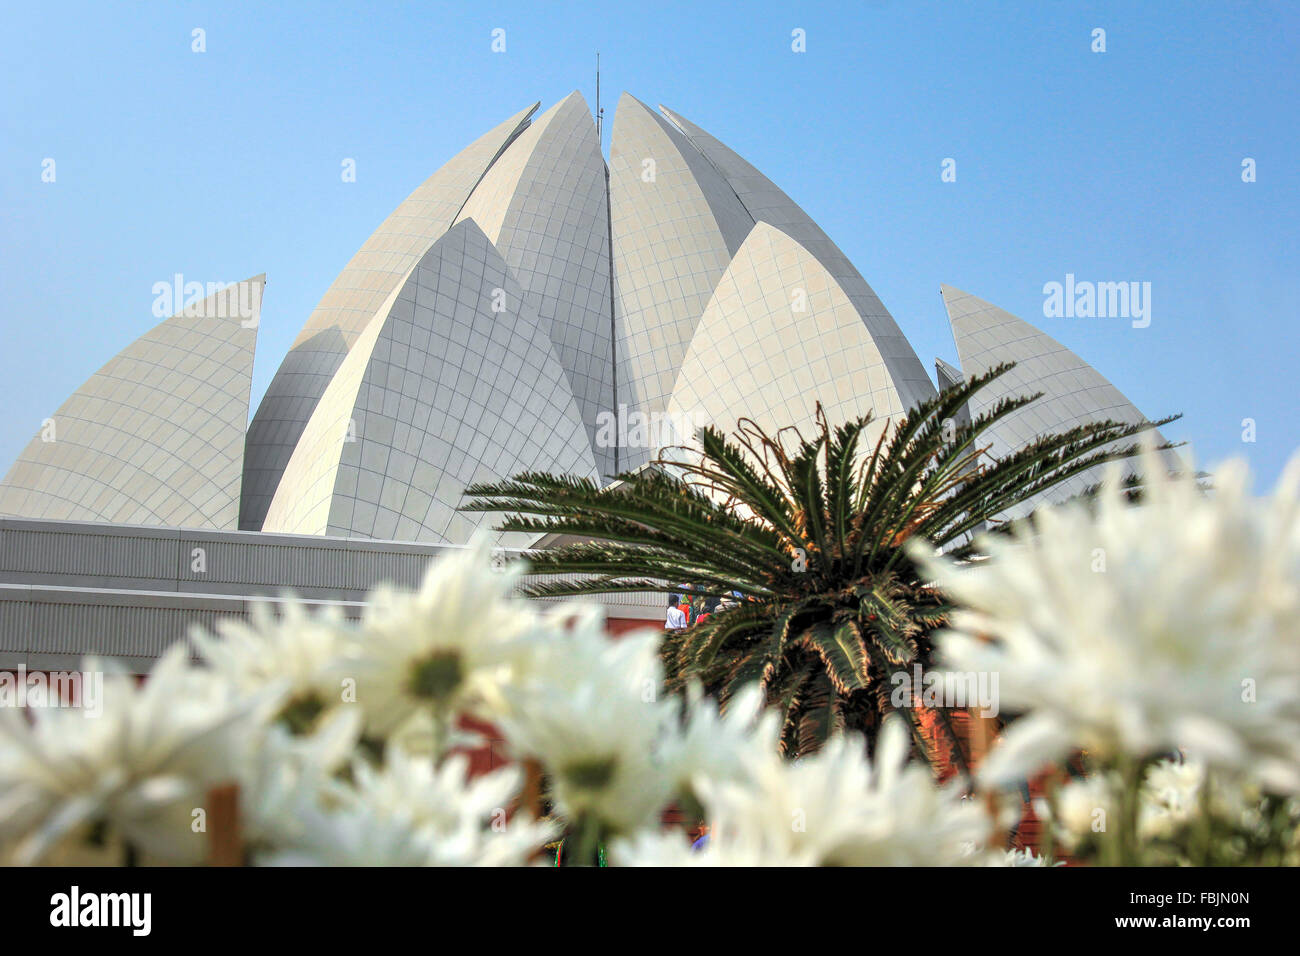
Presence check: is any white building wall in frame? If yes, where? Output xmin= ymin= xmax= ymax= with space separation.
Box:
xmin=240 ymin=103 xmax=540 ymax=530
xmin=941 ymin=283 xmax=1180 ymax=519
xmin=0 ymin=276 xmax=263 ymax=530
xmin=264 ymin=220 xmax=597 ymax=544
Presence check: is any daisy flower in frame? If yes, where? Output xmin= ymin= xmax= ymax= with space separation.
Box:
xmin=614 ymin=718 xmax=990 ymax=866
xmin=258 ymin=747 xmax=553 ymax=866
xmin=336 ymin=534 xmax=538 ymax=743
xmin=0 ymin=647 xmax=261 ymax=865
xmin=912 ymin=446 xmax=1300 ymax=792
xmin=191 ymin=597 xmax=351 ymax=735
xmin=498 ymin=605 xmax=679 ymax=837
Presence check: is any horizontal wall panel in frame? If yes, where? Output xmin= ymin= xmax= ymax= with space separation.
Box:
xmin=1 ymin=518 xmax=668 ymax=672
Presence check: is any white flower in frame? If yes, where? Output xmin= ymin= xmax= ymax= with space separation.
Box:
xmin=1140 ymin=756 xmax=1271 ymax=841
xmin=662 ymin=682 xmax=782 ymax=802
xmin=1003 ymin=848 xmax=1051 ymax=866
xmin=1035 ymin=763 xmax=1224 ymax=851
xmin=613 ymin=718 xmax=990 ymax=866
xmin=498 ymin=605 xmax=679 ymax=836
xmin=0 ymin=647 xmax=261 ymax=865
xmin=1139 ymin=758 xmax=1204 ymax=839
xmin=913 ymin=446 xmax=1300 ymax=792
xmin=337 ymin=534 xmax=537 ymax=740
xmin=192 ymin=598 xmax=350 ymax=735
xmin=258 ymin=748 xmax=554 ymax=866
xmin=1035 ymin=774 xmax=1113 ymax=851
xmin=238 ymin=707 xmax=363 ymax=850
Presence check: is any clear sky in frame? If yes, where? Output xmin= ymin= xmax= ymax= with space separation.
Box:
xmin=2 ymin=1 xmax=1296 ymax=488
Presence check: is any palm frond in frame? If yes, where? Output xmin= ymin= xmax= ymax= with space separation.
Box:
xmin=462 ymin=359 xmax=1182 ymax=767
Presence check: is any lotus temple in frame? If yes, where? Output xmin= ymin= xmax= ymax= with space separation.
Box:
xmin=0 ymin=92 xmax=1175 ymax=671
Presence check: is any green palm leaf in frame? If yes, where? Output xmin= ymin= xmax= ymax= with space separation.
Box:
xmin=464 ymin=360 xmax=1182 ymax=766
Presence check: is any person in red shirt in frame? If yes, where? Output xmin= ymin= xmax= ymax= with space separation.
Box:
xmin=676 ymin=583 xmax=692 ymax=623
xmin=694 ymin=596 xmax=720 ymax=624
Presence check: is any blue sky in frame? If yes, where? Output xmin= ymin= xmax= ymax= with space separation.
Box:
xmin=2 ymin=0 xmax=1297 ymax=487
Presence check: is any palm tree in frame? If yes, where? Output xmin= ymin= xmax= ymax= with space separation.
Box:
xmin=463 ymin=363 xmax=1178 ymax=774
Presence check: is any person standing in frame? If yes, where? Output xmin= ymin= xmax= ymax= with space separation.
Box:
xmin=665 ymin=594 xmax=687 ymax=630
xmin=676 ymin=584 xmax=692 ymax=623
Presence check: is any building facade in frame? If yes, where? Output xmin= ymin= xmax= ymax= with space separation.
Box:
xmin=0 ymin=92 xmax=1179 ymax=666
